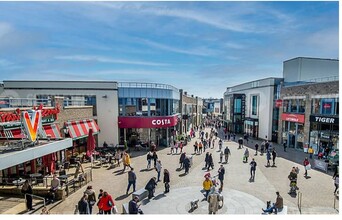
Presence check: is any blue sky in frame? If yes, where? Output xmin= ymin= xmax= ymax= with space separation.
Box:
xmin=0 ymin=1 xmax=339 ymax=98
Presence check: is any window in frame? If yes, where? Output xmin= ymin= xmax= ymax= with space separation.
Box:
xmin=234 ymin=98 xmax=242 ymax=113
xmin=298 ymin=99 xmax=305 ymax=113
xmin=251 ymin=95 xmax=258 ymax=116
xmin=283 ymin=100 xmax=289 ymax=113
xmin=321 ymin=98 xmax=334 ymax=115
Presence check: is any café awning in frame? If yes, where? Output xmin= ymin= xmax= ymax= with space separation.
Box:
xmin=65 ymin=119 xmax=100 ymax=140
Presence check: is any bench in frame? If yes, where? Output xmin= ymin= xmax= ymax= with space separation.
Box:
xmin=122 ymin=203 xmax=129 ymax=214
xmin=132 ymin=188 xmax=148 ymax=201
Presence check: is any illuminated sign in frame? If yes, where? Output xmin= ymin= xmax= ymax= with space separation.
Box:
xmin=21 ymin=110 xmax=43 ymax=142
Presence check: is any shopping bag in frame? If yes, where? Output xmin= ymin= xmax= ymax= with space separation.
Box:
xmin=112 ymin=205 xmax=118 ymax=214
xmin=305 ymin=164 xmax=311 ymax=170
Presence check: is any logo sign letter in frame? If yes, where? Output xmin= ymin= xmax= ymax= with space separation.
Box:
xmin=22 ymin=110 xmax=42 ymax=142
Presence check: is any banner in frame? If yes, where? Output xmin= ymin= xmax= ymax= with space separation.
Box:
xmin=118 ymin=114 xmax=179 ymax=128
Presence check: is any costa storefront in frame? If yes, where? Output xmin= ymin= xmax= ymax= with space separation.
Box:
xmin=118 ymin=114 xmax=180 ymax=148
xmin=281 ymin=113 xmax=305 ymax=149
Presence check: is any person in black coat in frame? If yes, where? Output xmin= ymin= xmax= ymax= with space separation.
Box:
xmin=78 ymin=194 xmax=90 ymax=214
xmin=205 ymin=152 xmax=210 ymax=169
xmin=179 ymin=153 xmax=186 ymax=169
xmin=218 ymin=165 xmax=225 ymax=192
xmin=152 ymin=152 xmax=158 ymax=168
xmin=21 ymin=180 xmax=33 ymax=211
xmin=183 ymin=156 xmax=190 ymax=174
xmin=163 ymin=169 xmax=170 ymax=193
xmin=207 ymin=153 xmax=214 ymax=171
xmin=129 ymin=196 xmax=143 ymax=214
xmin=145 ymin=177 xmax=157 ymax=199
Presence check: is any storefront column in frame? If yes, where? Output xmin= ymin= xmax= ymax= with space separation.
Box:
xmin=124 ymin=128 xmax=127 ymax=142
xmin=166 ymin=127 xmax=169 ymax=147
xmin=31 ymin=160 xmax=36 ymax=173
xmin=295 ymin=123 xmax=298 ymax=149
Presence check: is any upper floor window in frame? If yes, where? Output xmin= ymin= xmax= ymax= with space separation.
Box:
xmin=312 ymin=98 xmax=338 ymax=115
xmin=234 ymin=98 xmax=242 ymax=113
xmin=283 ymin=99 xmax=305 ymax=114
xmin=251 ymin=95 xmax=258 ymax=116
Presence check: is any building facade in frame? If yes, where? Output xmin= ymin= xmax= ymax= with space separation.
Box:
xmin=223 ymin=78 xmax=282 ymax=141
xmin=1 ymin=81 xmax=118 ymax=146
xmin=278 ymin=57 xmax=339 ymax=153
xmin=118 ymin=82 xmax=180 ymax=147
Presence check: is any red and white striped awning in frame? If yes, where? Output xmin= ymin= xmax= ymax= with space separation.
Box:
xmin=65 ymin=119 xmax=100 ymax=140
xmin=0 ymin=123 xmax=62 ymax=139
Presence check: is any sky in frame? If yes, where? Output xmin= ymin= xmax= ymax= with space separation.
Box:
xmin=0 ymin=1 xmax=339 ymax=98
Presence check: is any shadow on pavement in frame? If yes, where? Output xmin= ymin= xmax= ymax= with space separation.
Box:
xmin=176 ymin=168 xmax=182 ymax=172
xmin=115 ymin=193 xmax=131 ymax=201
xmin=179 ymin=173 xmax=187 ymax=177
xmin=140 ymin=168 xmax=152 ymax=172
xmin=153 ymin=193 xmax=166 ymax=200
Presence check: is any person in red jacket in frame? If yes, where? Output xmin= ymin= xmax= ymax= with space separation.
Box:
xmin=303 ymin=157 xmax=310 ymax=177
xmin=97 ymin=191 xmax=115 ymax=214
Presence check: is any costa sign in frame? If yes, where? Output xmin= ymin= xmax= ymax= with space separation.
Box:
xmin=281 ymin=113 xmax=305 ymax=124
xmin=0 ymin=104 xmax=60 ymax=123
xmin=118 ymin=115 xmax=179 ymax=128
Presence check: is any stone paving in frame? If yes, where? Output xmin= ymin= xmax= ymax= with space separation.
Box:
xmin=2 ymin=126 xmax=338 ymax=215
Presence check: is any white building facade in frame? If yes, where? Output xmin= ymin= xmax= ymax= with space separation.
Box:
xmin=223 ymin=78 xmax=282 ymax=142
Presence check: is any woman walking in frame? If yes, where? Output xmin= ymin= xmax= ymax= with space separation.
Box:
xmin=97 ymin=191 xmax=115 ymax=214
xmin=163 ymin=169 xmax=170 ymax=193
xmin=303 ymin=157 xmax=310 ymax=177
xmin=21 ymin=180 xmax=33 ymax=211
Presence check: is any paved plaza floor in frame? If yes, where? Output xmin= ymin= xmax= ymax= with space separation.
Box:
xmin=1 ymin=127 xmax=339 ymax=215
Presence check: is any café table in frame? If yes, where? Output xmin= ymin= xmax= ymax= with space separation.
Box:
xmin=12 ymin=179 xmax=26 ymax=188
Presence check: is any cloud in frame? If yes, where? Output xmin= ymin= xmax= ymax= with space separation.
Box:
xmin=224 ymin=42 xmax=245 ymax=50
xmin=54 ymin=55 xmax=170 ymax=66
xmin=139 ymin=39 xmax=218 ymax=57
xmin=0 ymin=22 xmax=13 ymax=39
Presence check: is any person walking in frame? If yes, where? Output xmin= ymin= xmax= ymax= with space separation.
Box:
xmin=208 ymin=137 xmax=212 ymax=148
xmin=145 ymin=177 xmax=157 ymax=199
xmin=218 ymin=139 xmax=223 ymax=151
xmin=243 ymin=148 xmax=249 ymax=163
xmin=272 ymin=149 xmax=277 ymax=166
xmin=303 ymin=157 xmax=310 ymax=177
xmin=21 ymin=180 xmax=33 ymax=211
xmin=207 ymin=153 xmax=214 ymax=171
xmin=205 ymin=152 xmax=210 ymax=169
xmin=260 ymin=141 xmax=265 ymax=155
xmin=156 ymin=160 xmax=162 ymax=182
xmin=122 ymin=152 xmax=132 ymax=173
xmin=218 ymin=165 xmax=225 ymax=192
xmin=265 ymin=141 xmax=270 ymax=153
xmin=97 ymin=189 xmax=104 ymax=214
xmin=179 ymin=152 xmax=186 ymax=169
xmin=78 ymin=194 xmax=90 ymax=214
xmin=203 ymin=176 xmax=213 ymax=201
xmin=179 ymin=142 xmax=183 ymax=153
xmin=146 ymin=151 xmax=153 ymax=169
xmin=194 ymin=141 xmax=198 ymax=154
xmin=266 ymin=150 xmax=271 ymax=167
xmin=238 ymin=138 xmax=243 ymax=149
xmin=184 ymin=155 xmax=190 ymax=174
xmin=283 ymin=141 xmax=287 ymax=152
xmin=219 ymin=150 xmax=223 ymax=163
xmin=163 ymin=169 xmax=170 ymax=193
xmin=97 ymin=191 xmax=114 ymax=214
xmin=199 ymin=141 xmax=203 ymax=154
xmin=255 ymin=144 xmax=259 ymax=156
xmin=308 ymin=147 xmax=314 ymax=159
xmin=152 ymin=151 xmax=158 ymax=168
xmin=126 ymin=168 xmax=137 ymax=194
xmin=129 ymin=196 xmax=144 ymax=214
xmin=212 ymin=139 xmax=215 ymax=149
xmin=334 ymin=174 xmax=339 ymax=195
xmin=84 ymin=185 xmax=96 ymax=214
xmin=224 ymin=146 xmax=231 ymax=163
xmin=250 ymin=158 xmax=257 ymax=180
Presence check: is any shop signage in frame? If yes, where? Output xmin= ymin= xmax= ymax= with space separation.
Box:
xmin=241 ymin=94 xmax=246 ymax=121
xmin=310 ymin=115 xmax=338 ymax=125
xmin=22 ymin=110 xmax=43 ymax=142
xmin=0 ymin=104 xmax=60 ymax=123
xmin=275 ymin=99 xmax=282 ymax=108
xmin=313 ymin=159 xmax=328 ymax=173
xmin=281 ymin=113 xmax=305 ymax=123
xmin=118 ymin=114 xmax=179 ymax=128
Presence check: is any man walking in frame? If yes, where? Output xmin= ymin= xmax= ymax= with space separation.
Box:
xmin=126 ymin=168 xmax=137 ymax=194
xmin=250 ymin=158 xmax=257 ymax=180
xmin=224 ymin=146 xmax=231 ymax=163
xmin=156 ymin=160 xmax=162 ymax=182
xmin=272 ymin=149 xmax=277 ymax=166
xmin=218 ymin=165 xmax=225 ymax=192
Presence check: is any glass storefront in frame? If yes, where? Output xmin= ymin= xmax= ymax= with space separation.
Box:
xmin=282 ymin=121 xmax=304 ymax=149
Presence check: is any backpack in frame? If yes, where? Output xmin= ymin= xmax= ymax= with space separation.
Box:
xmin=224 ymin=148 xmax=229 ymax=154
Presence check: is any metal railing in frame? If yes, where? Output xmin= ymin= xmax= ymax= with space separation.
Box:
xmin=25 ymin=193 xmax=46 ymax=209
xmin=118 ymin=82 xmax=179 ymax=92
xmin=297 ymin=191 xmax=302 ymax=214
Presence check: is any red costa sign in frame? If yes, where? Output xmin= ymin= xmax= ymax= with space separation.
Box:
xmin=118 ymin=115 xmax=179 ymax=128
xmin=281 ymin=113 xmax=305 ymax=123
xmin=0 ymin=104 xmax=60 ymax=123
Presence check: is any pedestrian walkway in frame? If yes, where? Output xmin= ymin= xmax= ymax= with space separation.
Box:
xmin=141 ymin=186 xmax=265 ymax=214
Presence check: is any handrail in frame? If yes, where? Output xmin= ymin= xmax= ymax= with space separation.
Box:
xmin=25 ymin=193 xmax=46 ymax=209
xmin=297 ymin=191 xmax=302 ymax=214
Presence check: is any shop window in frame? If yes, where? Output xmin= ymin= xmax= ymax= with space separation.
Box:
xmin=283 ymin=100 xmax=289 ymax=113
xmin=312 ymin=99 xmax=321 ymax=114
xmin=321 ymin=98 xmax=334 ymax=115
xmin=290 ymin=99 xmax=298 ymax=113
xmin=234 ymin=99 xmax=242 ymax=113
xmin=298 ymin=99 xmax=305 ymax=113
